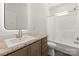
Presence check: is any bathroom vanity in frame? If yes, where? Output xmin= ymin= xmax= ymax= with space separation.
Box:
xmin=6 ymin=37 xmax=48 ymax=56
xmin=0 ymin=32 xmax=48 ymax=56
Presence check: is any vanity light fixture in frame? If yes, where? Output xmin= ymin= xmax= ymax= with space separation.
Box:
xmin=47 ymin=11 xmax=69 ymax=17
xmin=54 ymin=11 xmax=68 ymax=16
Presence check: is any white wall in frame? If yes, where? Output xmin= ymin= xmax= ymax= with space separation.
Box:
xmin=29 ymin=3 xmax=49 ymax=34
xmin=0 ymin=3 xmax=5 ymax=34
xmin=0 ymin=3 xmax=3 ymax=27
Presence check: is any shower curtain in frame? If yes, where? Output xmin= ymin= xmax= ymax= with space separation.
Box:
xmin=47 ymin=8 xmax=79 ymax=45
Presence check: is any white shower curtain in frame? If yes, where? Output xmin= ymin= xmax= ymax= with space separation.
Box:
xmin=47 ymin=10 xmax=79 ymax=45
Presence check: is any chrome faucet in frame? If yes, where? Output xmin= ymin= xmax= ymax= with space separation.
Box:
xmin=16 ymin=30 xmax=22 ymax=39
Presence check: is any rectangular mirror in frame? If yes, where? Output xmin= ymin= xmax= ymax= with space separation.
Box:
xmin=4 ymin=3 xmax=28 ymax=30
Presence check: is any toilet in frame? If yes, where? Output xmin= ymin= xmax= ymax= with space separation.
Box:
xmin=48 ymin=41 xmax=56 ymax=56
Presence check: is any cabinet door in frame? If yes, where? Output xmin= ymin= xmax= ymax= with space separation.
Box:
xmin=30 ymin=40 xmax=41 ymax=56
xmin=7 ymin=46 xmax=30 ymax=56
xmin=41 ymin=37 xmax=48 ymax=56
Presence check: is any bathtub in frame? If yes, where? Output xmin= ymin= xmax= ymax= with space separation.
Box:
xmin=48 ymin=39 xmax=79 ymax=56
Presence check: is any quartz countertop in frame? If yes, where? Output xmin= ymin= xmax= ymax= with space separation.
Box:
xmin=0 ymin=32 xmax=47 ymax=56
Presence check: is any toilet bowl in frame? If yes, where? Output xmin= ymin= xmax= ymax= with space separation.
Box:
xmin=48 ymin=42 xmax=56 ymax=56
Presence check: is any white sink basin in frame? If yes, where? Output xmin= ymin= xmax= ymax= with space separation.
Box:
xmin=4 ymin=36 xmax=33 ymax=48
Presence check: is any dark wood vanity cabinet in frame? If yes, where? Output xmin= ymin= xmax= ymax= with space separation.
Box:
xmin=7 ymin=37 xmax=48 ymax=56
xmin=30 ymin=40 xmax=41 ymax=56
xmin=7 ymin=46 xmax=30 ymax=56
